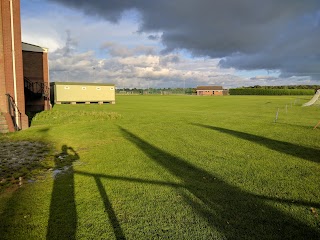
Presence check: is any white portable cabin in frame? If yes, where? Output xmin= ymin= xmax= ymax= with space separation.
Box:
xmin=50 ymin=82 xmax=115 ymax=104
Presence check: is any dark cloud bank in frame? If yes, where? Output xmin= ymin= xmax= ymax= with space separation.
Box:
xmin=48 ymin=0 xmax=320 ymax=80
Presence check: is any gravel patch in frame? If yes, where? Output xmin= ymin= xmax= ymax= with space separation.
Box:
xmin=0 ymin=141 xmax=50 ymax=186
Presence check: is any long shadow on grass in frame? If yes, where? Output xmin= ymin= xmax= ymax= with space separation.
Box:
xmin=119 ymin=127 xmax=320 ymax=239
xmin=193 ymin=123 xmax=320 ymax=164
xmin=46 ymin=145 xmax=79 ymax=240
xmin=46 ymin=145 xmax=127 ymax=240
xmin=73 ymin=171 xmax=320 ymax=209
xmin=94 ymin=176 xmax=126 ymax=240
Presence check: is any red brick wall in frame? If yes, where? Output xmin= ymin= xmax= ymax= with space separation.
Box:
xmin=0 ymin=0 xmax=28 ymax=130
xmin=0 ymin=0 xmax=7 ymax=113
xmin=197 ymin=90 xmax=224 ymax=96
xmin=43 ymin=52 xmax=51 ymax=110
xmin=43 ymin=52 xmax=49 ymax=85
xmin=23 ymin=50 xmax=51 ymax=111
xmin=13 ymin=0 xmax=27 ymax=130
xmin=22 ymin=50 xmax=49 ymax=86
xmin=202 ymin=90 xmax=214 ymax=96
xmin=23 ymin=51 xmax=44 ymax=82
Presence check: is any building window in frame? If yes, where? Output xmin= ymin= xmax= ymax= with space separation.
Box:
xmin=64 ymin=86 xmax=70 ymax=90
xmin=82 ymin=87 xmax=87 ymax=90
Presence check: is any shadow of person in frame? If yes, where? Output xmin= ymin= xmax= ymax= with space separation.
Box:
xmin=46 ymin=145 xmax=79 ymax=240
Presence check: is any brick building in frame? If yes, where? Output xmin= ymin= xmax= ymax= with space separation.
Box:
xmin=23 ymin=43 xmax=50 ymax=113
xmin=196 ymin=86 xmax=227 ymax=96
xmin=0 ymin=0 xmax=50 ymax=132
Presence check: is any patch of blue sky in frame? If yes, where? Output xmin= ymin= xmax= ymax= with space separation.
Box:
xmin=235 ymin=69 xmax=280 ymax=79
xmin=21 ymin=0 xmax=70 ymax=18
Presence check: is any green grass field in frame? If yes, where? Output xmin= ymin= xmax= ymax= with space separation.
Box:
xmin=1 ymin=95 xmax=320 ymax=239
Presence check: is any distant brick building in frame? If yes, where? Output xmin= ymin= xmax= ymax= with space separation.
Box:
xmin=196 ymin=86 xmax=227 ymax=96
xmin=0 ymin=0 xmax=50 ymax=132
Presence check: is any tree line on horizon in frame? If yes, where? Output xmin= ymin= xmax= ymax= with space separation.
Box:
xmin=116 ymin=88 xmax=195 ymax=94
xmin=238 ymin=85 xmax=320 ymax=90
xmin=228 ymin=85 xmax=319 ymax=95
xmin=116 ymin=85 xmax=320 ymax=95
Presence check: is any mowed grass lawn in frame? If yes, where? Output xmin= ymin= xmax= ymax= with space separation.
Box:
xmin=0 ymin=95 xmax=320 ymax=239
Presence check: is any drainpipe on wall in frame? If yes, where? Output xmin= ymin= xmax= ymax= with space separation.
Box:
xmin=9 ymin=0 xmax=19 ymax=129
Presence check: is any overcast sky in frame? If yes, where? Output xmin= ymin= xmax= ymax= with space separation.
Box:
xmin=21 ymin=0 xmax=320 ymax=88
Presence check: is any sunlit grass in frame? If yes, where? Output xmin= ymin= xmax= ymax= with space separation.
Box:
xmin=0 ymin=95 xmax=319 ymax=239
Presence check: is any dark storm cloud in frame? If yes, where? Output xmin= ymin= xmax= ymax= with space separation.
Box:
xmin=48 ymin=0 xmax=320 ymax=79
xmin=159 ymin=55 xmax=180 ymax=66
xmin=148 ymin=35 xmax=160 ymax=41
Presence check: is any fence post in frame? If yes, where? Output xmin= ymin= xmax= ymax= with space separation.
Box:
xmin=274 ymin=108 xmax=279 ymax=123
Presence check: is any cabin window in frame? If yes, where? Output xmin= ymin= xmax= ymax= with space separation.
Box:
xmin=64 ymin=86 xmax=70 ymax=90
xmin=110 ymin=87 xmax=114 ymax=90
xmin=96 ymin=87 xmax=101 ymax=90
xmin=82 ymin=87 xmax=87 ymax=90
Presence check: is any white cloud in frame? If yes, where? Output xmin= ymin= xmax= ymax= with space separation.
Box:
xmin=21 ymin=0 xmax=320 ymax=88
xmin=21 ymin=17 xmax=63 ymax=51
xmin=101 ymin=42 xmax=157 ymax=58
xmin=46 ymin=0 xmax=320 ymax=81
xmin=49 ymin=40 xmax=247 ymax=88
xmin=21 ymin=1 xmax=158 ymax=53
xmin=50 ymin=45 xmax=319 ymax=88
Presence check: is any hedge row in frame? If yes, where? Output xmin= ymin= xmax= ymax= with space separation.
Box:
xmin=229 ymin=88 xmax=315 ymax=95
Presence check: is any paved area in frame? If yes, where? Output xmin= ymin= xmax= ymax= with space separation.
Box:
xmin=0 ymin=141 xmax=50 ymax=185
